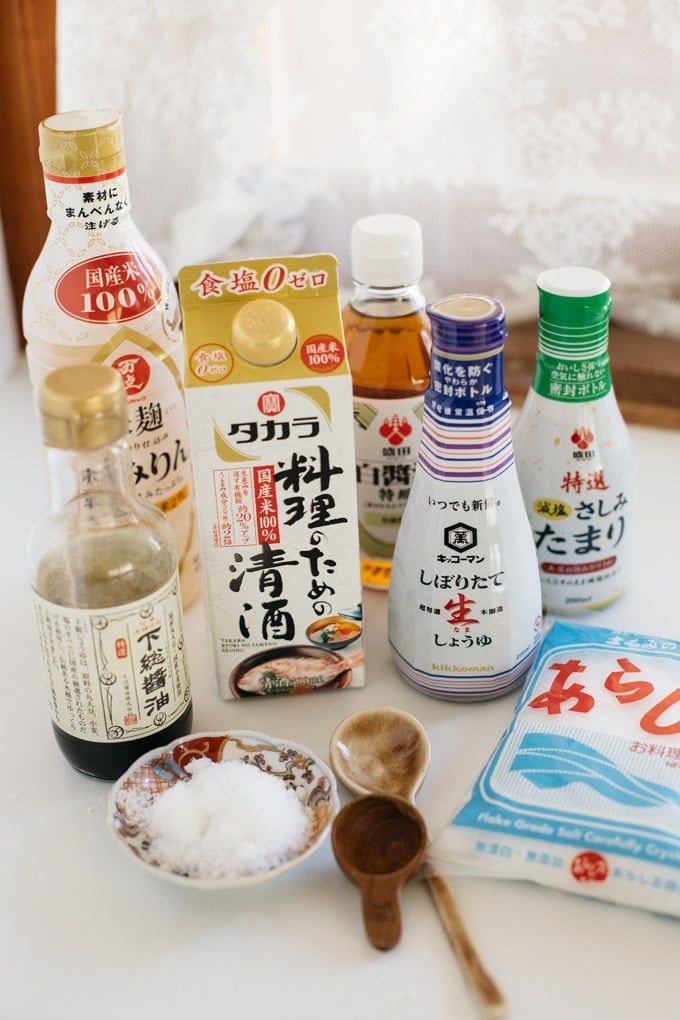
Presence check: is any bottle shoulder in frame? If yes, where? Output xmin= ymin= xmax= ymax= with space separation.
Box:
xmin=23 ymin=219 xmax=180 ymax=354
xmin=343 ymin=302 xmax=431 ymax=396
xmin=515 ymin=388 xmax=631 ymax=436
xmin=30 ymin=507 xmax=177 ymax=609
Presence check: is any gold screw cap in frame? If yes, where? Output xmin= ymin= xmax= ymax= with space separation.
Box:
xmin=231 ymin=299 xmax=298 ymax=366
xmin=39 ymin=109 xmax=124 ymax=178
xmin=39 ymin=365 xmax=128 ymax=450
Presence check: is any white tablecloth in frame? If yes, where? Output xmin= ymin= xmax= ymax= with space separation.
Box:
xmin=3 ymin=359 xmax=680 ymax=1020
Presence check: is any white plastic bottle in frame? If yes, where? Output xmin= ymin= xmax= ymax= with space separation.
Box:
xmin=513 ymin=268 xmax=634 ymax=613
xmin=23 ymin=109 xmax=200 ymax=607
xmin=388 ymin=295 xmax=542 ymax=700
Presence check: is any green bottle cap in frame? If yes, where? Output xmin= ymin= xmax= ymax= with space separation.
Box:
xmin=533 ymin=267 xmax=612 ymax=402
xmin=537 ymin=267 xmax=611 ymax=359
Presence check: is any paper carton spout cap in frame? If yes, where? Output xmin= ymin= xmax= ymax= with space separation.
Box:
xmin=231 ymin=299 xmax=298 ymax=366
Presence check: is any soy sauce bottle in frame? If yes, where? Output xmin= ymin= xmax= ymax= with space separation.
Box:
xmin=28 ymin=364 xmax=193 ymax=779
xmin=514 ymin=268 xmax=634 ymax=612
xmin=388 ymin=295 xmax=542 ymax=699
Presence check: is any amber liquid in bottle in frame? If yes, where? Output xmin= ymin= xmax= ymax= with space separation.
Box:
xmin=343 ymin=286 xmax=431 ymax=589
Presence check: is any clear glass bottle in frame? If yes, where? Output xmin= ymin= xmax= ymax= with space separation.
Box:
xmin=28 ymin=364 xmax=193 ymax=780
xmin=23 ymin=109 xmax=200 ymax=607
xmin=343 ymin=214 xmax=431 ymax=590
xmin=388 ymin=295 xmax=542 ymax=700
xmin=513 ymin=268 xmax=634 ymax=613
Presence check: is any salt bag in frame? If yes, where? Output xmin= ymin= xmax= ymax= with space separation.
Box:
xmin=430 ymin=621 xmax=680 ymax=917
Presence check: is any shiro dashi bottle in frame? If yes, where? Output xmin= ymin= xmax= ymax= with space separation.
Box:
xmin=513 ymin=268 xmax=634 ymax=613
xmin=28 ymin=364 xmax=193 ymax=780
xmin=343 ymin=214 xmax=431 ymax=590
xmin=23 ymin=109 xmax=199 ymax=607
xmin=388 ymin=295 xmax=542 ymax=700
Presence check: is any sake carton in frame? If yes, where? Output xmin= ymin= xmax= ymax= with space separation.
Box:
xmin=178 ymin=255 xmax=365 ymax=699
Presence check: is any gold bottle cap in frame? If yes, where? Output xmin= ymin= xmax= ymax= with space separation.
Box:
xmin=231 ymin=299 xmax=298 ymax=366
xmin=39 ymin=109 xmax=124 ymax=178
xmin=39 ymin=365 xmax=128 ymax=450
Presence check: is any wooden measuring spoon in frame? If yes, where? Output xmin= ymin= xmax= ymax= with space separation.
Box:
xmin=330 ymin=707 xmax=507 ymax=1019
xmin=331 ymin=794 xmax=427 ymax=950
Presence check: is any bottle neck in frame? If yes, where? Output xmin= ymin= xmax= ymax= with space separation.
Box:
xmin=43 ymin=164 xmax=131 ymax=228
xmin=425 ymin=340 xmax=509 ymax=421
xmin=533 ymin=292 xmax=612 ymax=403
xmin=419 ymin=340 xmax=514 ymax=481
xmin=46 ymin=437 xmax=138 ymax=522
xmin=350 ymin=281 xmax=425 ymax=319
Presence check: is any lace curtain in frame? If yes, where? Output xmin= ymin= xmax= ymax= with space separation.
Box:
xmin=58 ymin=0 xmax=680 ymax=333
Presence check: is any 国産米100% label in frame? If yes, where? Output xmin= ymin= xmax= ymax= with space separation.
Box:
xmin=34 ymin=570 xmax=190 ymax=744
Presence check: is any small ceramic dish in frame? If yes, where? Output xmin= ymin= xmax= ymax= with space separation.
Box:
xmin=108 ymin=730 xmax=339 ymax=889
xmin=306 ymin=615 xmax=363 ymax=651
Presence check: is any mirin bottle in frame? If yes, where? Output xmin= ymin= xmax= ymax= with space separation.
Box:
xmin=24 ymin=109 xmax=200 ymax=607
xmin=29 ymin=364 xmax=193 ymax=779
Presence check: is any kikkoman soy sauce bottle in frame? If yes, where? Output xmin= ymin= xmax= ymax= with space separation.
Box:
xmin=23 ymin=110 xmax=199 ymax=607
xmin=28 ymin=365 xmax=193 ymax=780
xmin=513 ymin=268 xmax=634 ymax=612
xmin=343 ymin=215 xmax=431 ymax=590
xmin=388 ymin=295 xmax=542 ymax=699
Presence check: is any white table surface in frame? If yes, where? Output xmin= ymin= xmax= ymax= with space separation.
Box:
xmin=3 ymin=358 xmax=680 ymax=1020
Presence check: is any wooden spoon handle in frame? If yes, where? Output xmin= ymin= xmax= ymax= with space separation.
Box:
xmin=426 ymin=874 xmax=507 ymax=1019
xmin=360 ymin=874 xmax=402 ymax=951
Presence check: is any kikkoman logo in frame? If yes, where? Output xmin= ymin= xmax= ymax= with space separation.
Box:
xmin=443 ymin=522 xmax=478 ymax=553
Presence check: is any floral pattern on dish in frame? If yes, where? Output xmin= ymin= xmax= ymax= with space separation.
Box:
xmin=109 ymin=730 xmax=339 ymax=888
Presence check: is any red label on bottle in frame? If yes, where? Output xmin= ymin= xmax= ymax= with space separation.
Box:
xmin=115 ymin=638 xmax=128 ymax=659
xmin=55 ymin=252 xmax=162 ymax=324
xmin=378 ymin=415 xmax=413 ymax=446
xmin=111 ymin=354 xmax=151 ymax=396
xmin=541 ymin=557 xmax=616 ymax=575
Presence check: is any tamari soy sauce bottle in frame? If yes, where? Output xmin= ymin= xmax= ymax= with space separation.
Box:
xmin=513 ymin=268 xmax=634 ymax=613
xmin=388 ymin=295 xmax=542 ymax=699
xmin=29 ymin=364 xmax=193 ymax=780
xmin=343 ymin=214 xmax=431 ymax=590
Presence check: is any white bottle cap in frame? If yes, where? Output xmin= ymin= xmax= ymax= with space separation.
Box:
xmin=537 ymin=267 xmax=610 ymax=298
xmin=350 ymin=214 xmax=423 ymax=288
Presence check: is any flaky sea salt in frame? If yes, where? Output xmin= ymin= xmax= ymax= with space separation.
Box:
xmin=121 ymin=758 xmax=311 ymax=880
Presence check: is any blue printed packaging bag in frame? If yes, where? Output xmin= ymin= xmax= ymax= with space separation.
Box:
xmin=430 ymin=621 xmax=680 ymax=915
